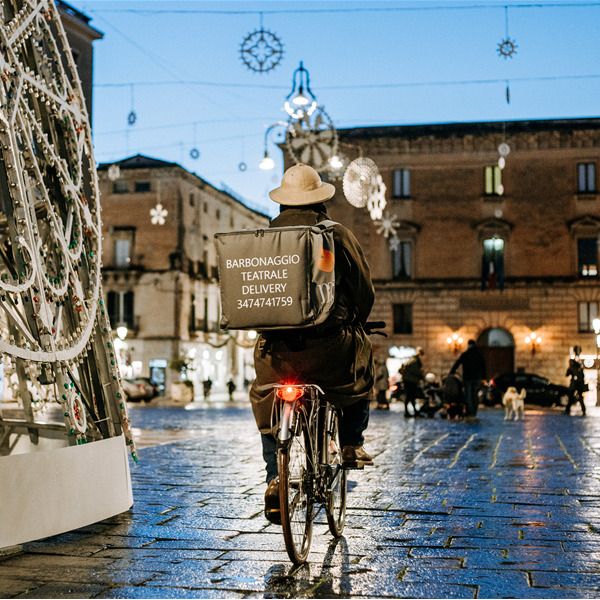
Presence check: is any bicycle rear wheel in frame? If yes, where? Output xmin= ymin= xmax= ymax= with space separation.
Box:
xmin=325 ymin=408 xmax=347 ymax=536
xmin=278 ymin=412 xmax=314 ymax=564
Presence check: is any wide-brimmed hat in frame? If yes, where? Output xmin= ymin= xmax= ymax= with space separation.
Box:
xmin=269 ymin=163 xmax=335 ymax=206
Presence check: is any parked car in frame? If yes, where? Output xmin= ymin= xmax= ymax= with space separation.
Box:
xmin=122 ymin=377 xmax=158 ymax=403
xmin=483 ymin=372 xmax=571 ymax=407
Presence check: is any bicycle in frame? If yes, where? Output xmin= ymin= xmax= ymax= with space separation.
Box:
xmin=273 ymin=321 xmax=386 ymax=564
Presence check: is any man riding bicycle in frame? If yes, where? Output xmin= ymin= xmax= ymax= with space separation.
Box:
xmin=249 ymin=164 xmax=375 ymax=524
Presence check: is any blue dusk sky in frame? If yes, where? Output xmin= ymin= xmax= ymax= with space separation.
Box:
xmin=72 ymin=0 xmax=600 ymax=216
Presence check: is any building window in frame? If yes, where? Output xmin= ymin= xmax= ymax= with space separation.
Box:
xmin=579 ymin=302 xmax=599 ymax=333
xmin=112 ymin=181 xmax=129 ymax=194
xmin=578 ymin=238 xmax=598 ymax=277
xmin=578 ymin=163 xmax=596 ymax=193
xmin=481 ymin=238 xmax=504 ymax=290
xmin=107 ymin=290 xmax=134 ymax=329
xmin=134 ymin=181 xmax=151 ymax=193
xmin=391 ymin=241 xmax=412 ymax=280
xmin=189 ymin=193 xmax=195 ymax=206
xmin=113 ymin=227 xmax=134 ymax=269
xmin=190 ymin=294 xmax=197 ymax=330
xmin=393 ymin=303 xmax=413 ymax=334
xmin=393 ymin=169 xmax=410 ymax=198
xmin=484 ymin=166 xmax=502 ymax=196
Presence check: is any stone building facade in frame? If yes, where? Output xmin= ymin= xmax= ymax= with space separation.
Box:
xmin=98 ymin=155 xmax=270 ymax=397
xmin=316 ymin=118 xmax=600 ymax=390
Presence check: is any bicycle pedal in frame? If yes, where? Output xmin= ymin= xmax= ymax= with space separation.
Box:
xmin=342 ymin=461 xmax=365 ymax=470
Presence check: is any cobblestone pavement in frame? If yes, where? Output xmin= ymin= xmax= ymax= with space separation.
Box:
xmin=2 ymin=397 xmax=600 ymax=599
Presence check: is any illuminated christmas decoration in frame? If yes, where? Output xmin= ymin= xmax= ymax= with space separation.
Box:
xmin=367 ymin=174 xmax=387 ymax=220
xmin=283 ymin=62 xmax=318 ymax=119
xmin=0 ymin=0 xmax=135 ymax=547
xmin=497 ymin=7 xmax=517 ymax=59
xmin=150 ymin=203 xmax=168 ymax=225
xmin=342 ymin=157 xmax=379 ymax=208
xmin=286 ymin=108 xmax=337 ymax=173
xmin=240 ymin=14 xmax=284 ymax=73
xmin=375 ymin=212 xmax=401 ymax=239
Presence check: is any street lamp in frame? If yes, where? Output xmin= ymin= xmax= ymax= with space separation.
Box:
xmin=258 ymin=121 xmax=286 ymax=170
xmin=593 ymin=318 xmax=600 ymax=406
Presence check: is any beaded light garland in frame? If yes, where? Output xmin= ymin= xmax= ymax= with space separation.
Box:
xmin=0 ymin=0 xmax=136 ymax=460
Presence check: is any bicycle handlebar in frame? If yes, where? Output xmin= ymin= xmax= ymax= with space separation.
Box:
xmin=364 ymin=321 xmax=387 ymax=336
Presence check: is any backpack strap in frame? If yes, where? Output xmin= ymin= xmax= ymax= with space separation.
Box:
xmin=313 ymin=219 xmax=338 ymax=230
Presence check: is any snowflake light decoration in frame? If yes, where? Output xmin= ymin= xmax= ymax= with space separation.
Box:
xmin=375 ymin=212 xmax=401 ymax=239
xmin=240 ymin=27 xmax=284 ymax=73
xmin=150 ymin=203 xmax=168 ymax=225
xmin=389 ymin=235 xmax=400 ymax=252
xmin=367 ymin=175 xmax=387 ymax=221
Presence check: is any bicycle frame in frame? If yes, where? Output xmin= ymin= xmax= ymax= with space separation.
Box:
xmin=273 ymin=383 xmax=347 ymax=563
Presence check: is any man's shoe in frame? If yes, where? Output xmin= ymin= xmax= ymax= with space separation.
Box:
xmin=264 ymin=478 xmax=281 ymax=525
xmin=342 ymin=446 xmax=374 ymax=469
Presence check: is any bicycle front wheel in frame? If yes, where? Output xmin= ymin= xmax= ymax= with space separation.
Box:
xmin=325 ymin=408 xmax=347 ymax=536
xmin=278 ymin=413 xmax=314 ymax=564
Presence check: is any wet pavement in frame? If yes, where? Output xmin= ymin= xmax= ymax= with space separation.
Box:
xmin=1 ymin=396 xmax=600 ymax=599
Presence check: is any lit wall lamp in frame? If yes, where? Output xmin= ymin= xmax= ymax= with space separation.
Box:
xmin=446 ymin=332 xmax=463 ymax=353
xmin=283 ymin=61 xmax=318 ymax=119
xmin=525 ymin=332 xmax=542 ymax=355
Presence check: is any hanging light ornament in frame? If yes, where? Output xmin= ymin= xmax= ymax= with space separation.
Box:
xmin=127 ymin=84 xmax=136 ymax=126
xmin=367 ymin=175 xmax=387 ymax=220
xmin=326 ymin=152 xmax=349 ymax=181
xmin=240 ymin=12 xmax=284 ymax=74
xmin=150 ymin=203 xmax=168 ymax=225
xmin=286 ymin=108 xmax=337 ymax=173
xmin=107 ymin=164 xmax=121 ymax=181
xmin=342 ymin=157 xmax=380 ymax=208
xmin=497 ymin=6 xmax=517 ymax=59
xmin=283 ymin=62 xmax=318 ymax=120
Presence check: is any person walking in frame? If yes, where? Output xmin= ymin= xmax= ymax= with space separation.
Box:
xmin=374 ymin=358 xmax=390 ymax=410
xmin=565 ymin=357 xmax=587 ymax=416
xmin=226 ymin=378 xmax=236 ymax=402
xmin=450 ymin=339 xmax=486 ymax=418
xmin=403 ymin=348 xmax=425 ymax=417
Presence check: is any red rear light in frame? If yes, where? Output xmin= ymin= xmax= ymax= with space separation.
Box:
xmin=277 ymin=386 xmax=304 ymax=402
xmin=489 ymin=379 xmax=495 ymax=386
xmin=390 ymin=384 xmax=398 ymax=392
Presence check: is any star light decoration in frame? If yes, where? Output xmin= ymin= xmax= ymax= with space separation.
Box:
xmin=240 ymin=22 xmax=284 ymax=73
xmin=150 ymin=203 xmax=168 ymax=225
xmin=0 ymin=0 xmax=136 ymax=458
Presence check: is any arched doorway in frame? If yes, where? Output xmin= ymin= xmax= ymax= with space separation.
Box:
xmin=477 ymin=327 xmax=515 ymax=379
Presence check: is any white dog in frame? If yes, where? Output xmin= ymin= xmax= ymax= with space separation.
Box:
xmin=502 ymin=386 xmax=526 ymax=421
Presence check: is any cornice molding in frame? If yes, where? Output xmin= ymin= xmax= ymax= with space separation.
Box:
xmin=339 ymin=126 xmax=600 ymax=156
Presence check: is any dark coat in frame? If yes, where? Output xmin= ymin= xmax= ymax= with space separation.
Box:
xmin=451 ymin=345 xmax=486 ymax=381
xmin=403 ymin=355 xmax=424 ymax=384
xmin=249 ymin=204 xmax=375 ymax=434
xmin=566 ymin=359 xmax=585 ymax=391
